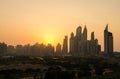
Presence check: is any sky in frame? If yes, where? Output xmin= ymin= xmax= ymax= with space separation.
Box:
xmin=0 ymin=0 xmax=120 ymax=51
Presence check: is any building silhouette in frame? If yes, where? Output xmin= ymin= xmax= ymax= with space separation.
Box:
xmin=82 ymin=26 xmax=87 ymax=41
xmin=0 ymin=42 xmax=7 ymax=55
xmin=7 ymin=45 xmax=15 ymax=54
xmin=70 ymin=25 xmax=101 ymax=57
xmin=70 ymin=32 xmax=75 ymax=56
xmin=62 ymin=36 xmax=68 ymax=55
xmin=104 ymin=24 xmax=113 ymax=55
xmin=56 ymin=43 xmax=62 ymax=56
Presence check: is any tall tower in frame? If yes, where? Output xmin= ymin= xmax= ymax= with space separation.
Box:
xmin=62 ymin=36 xmax=68 ymax=54
xmin=56 ymin=43 xmax=62 ymax=54
xmin=104 ymin=25 xmax=108 ymax=54
xmin=76 ymin=26 xmax=82 ymax=40
xmin=104 ymin=24 xmax=113 ymax=55
xmin=70 ymin=32 xmax=75 ymax=56
xmin=91 ymin=32 xmax=94 ymax=40
xmin=83 ymin=25 xmax=87 ymax=41
xmin=56 ymin=43 xmax=62 ymax=56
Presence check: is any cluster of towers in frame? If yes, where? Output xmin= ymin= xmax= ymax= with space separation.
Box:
xmin=56 ymin=36 xmax=68 ymax=56
xmin=69 ymin=26 xmax=101 ymax=57
xmin=55 ymin=24 xmax=114 ymax=57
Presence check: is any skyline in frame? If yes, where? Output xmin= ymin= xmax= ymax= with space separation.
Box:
xmin=0 ymin=0 xmax=120 ymax=51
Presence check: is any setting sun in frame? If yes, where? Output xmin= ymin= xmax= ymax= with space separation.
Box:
xmin=44 ymin=34 xmax=55 ymax=46
xmin=47 ymin=40 xmax=51 ymax=44
xmin=0 ymin=0 xmax=120 ymax=78
xmin=0 ymin=0 xmax=120 ymax=51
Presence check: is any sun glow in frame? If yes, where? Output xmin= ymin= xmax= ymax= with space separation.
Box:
xmin=43 ymin=34 xmax=55 ymax=46
xmin=47 ymin=40 xmax=51 ymax=44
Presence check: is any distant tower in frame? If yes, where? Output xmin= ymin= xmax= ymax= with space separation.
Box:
xmin=74 ymin=26 xmax=82 ymax=56
xmin=91 ymin=32 xmax=94 ymax=40
xmin=104 ymin=24 xmax=113 ymax=55
xmin=70 ymin=32 xmax=75 ymax=55
xmin=76 ymin=26 xmax=82 ymax=40
xmin=83 ymin=25 xmax=87 ymax=41
xmin=56 ymin=43 xmax=62 ymax=56
xmin=62 ymin=36 xmax=68 ymax=54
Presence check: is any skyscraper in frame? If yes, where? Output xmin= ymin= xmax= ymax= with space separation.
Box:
xmin=56 ymin=43 xmax=62 ymax=56
xmin=91 ymin=32 xmax=94 ymax=40
xmin=70 ymin=32 xmax=75 ymax=56
xmin=104 ymin=24 xmax=113 ymax=55
xmin=74 ymin=26 xmax=82 ymax=56
xmin=82 ymin=26 xmax=87 ymax=41
xmin=62 ymin=36 xmax=68 ymax=55
xmin=76 ymin=26 xmax=82 ymax=40
xmin=79 ymin=25 xmax=88 ymax=56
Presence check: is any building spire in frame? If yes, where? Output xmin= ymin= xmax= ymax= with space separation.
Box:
xmin=105 ymin=24 xmax=108 ymax=31
xmin=83 ymin=25 xmax=87 ymax=41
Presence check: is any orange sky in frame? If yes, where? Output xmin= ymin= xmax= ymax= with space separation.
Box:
xmin=0 ymin=0 xmax=120 ymax=51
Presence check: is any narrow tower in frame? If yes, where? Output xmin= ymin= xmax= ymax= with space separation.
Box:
xmin=91 ymin=32 xmax=94 ymax=40
xmin=104 ymin=24 xmax=113 ymax=55
xmin=83 ymin=25 xmax=87 ymax=41
xmin=62 ymin=36 xmax=68 ymax=55
xmin=70 ymin=32 xmax=75 ymax=56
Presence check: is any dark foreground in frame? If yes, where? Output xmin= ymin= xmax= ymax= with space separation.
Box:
xmin=0 ymin=56 xmax=120 ymax=79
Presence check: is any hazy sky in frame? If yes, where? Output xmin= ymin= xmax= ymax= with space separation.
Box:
xmin=0 ymin=0 xmax=120 ymax=51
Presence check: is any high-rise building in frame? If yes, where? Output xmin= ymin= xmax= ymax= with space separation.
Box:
xmin=62 ymin=36 xmax=68 ymax=55
xmin=91 ymin=32 xmax=94 ymax=40
xmin=82 ymin=26 xmax=87 ymax=41
xmin=79 ymin=25 xmax=88 ymax=56
xmin=104 ymin=24 xmax=113 ymax=55
xmin=76 ymin=26 xmax=82 ymax=40
xmin=56 ymin=43 xmax=62 ymax=56
xmin=46 ymin=44 xmax=54 ymax=56
xmin=70 ymin=32 xmax=75 ymax=56
xmin=0 ymin=42 xmax=7 ymax=55
xmin=74 ymin=26 xmax=82 ymax=56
